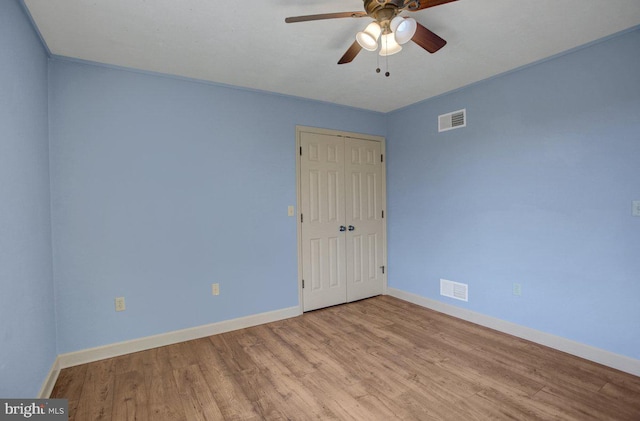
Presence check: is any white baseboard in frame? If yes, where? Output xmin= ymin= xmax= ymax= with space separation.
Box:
xmin=38 ymin=357 xmax=60 ymax=398
xmin=387 ymin=288 xmax=640 ymax=377
xmin=57 ymin=306 xmax=301 ymax=369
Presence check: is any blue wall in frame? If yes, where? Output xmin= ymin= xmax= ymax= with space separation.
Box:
xmin=2 ymin=0 xmax=639 ymax=394
xmin=48 ymin=60 xmax=386 ymax=353
xmin=387 ymin=28 xmax=640 ymax=359
xmin=0 ymin=0 xmax=56 ymax=397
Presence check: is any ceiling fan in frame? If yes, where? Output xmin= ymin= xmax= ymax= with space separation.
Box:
xmin=285 ymin=0 xmax=458 ymax=65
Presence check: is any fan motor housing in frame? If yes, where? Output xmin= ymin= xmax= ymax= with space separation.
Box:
xmin=364 ymin=0 xmax=402 ymax=19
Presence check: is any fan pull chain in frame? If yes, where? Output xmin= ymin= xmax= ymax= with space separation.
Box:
xmin=384 ymin=33 xmax=390 ymax=77
xmin=375 ymin=33 xmax=390 ymax=77
xmin=385 ymin=50 xmax=390 ymax=77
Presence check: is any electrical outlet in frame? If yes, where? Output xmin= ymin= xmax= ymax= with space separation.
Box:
xmin=115 ymin=297 xmax=126 ymax=311
xmin=513 ymin=283 xmax=522 ymax=296
xmin=633 ymin=201 xmax=640 ymax=217
xmin=212 ymin=283 xmax=220 ymax=296
xmin=288 ymin=205 xmax=295 ymax=217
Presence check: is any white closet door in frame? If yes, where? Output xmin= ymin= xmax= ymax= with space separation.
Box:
xmin=345 ymin=138 xmax=384 ymax=302
xmin=300 ymin=132 xmax=347 ymax=312
xmin=299 ymin=129 xmax=385 ymax=312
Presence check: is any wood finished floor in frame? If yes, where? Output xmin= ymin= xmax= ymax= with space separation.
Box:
xmin=51 ymin=295 xmax=640 ymax=420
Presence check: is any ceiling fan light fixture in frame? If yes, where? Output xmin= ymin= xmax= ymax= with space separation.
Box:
xmin=379 ymin=33 xmax=402 ymax=56
xmin=390 ymin=16 xmax=417 ymax=45
xmin=356 ymin=22 xmax=382 ymax=51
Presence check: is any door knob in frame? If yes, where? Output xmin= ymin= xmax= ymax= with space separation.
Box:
xmin=339 ymin=226 xmax=346 ymax=232
xmin=348 ymin=225 xmax=355 ymax=231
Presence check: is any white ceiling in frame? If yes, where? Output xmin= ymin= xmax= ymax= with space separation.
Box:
xmin=24 ymin=0 xmax=640 ymax=113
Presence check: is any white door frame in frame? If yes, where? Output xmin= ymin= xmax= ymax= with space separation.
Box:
xmin=295 ymin=125 xmax=387 ymax=313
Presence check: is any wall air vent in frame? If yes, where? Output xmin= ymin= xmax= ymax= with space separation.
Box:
xmin=438 ymin=109 xmax=466 ymax=132
xmin=440 ymin=279 xmax=468 ymax=302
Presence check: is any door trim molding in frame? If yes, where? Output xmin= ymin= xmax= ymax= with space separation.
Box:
xmin=295 ymin=126 xmax=387 ymax=314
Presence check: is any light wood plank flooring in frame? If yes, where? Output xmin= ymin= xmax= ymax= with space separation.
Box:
xmin=50 ymin=295 xmax=640 ymax=420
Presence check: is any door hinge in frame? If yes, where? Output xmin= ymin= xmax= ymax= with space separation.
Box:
xmin=301 ymin=213 xmax=304 ymax=223
xmin=382 ymin=210 xmax=384 ymax=218
xmin=300 ymin=146 xmax=302 ymax=156
xmin=381 ymin=154 xmax=384 ymax=163
xmin=302 ymin=279 xmax=305 ymax=288
xmin=380 ymin=266 xmax=385 ymax=274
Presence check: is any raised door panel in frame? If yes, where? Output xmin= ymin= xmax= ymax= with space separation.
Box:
xmin=345 ymin=138 xmax=384 ymax=302
xmin=300 ymin=132 xmax=347 ymax=311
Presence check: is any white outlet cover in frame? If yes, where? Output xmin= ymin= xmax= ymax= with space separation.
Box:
xmin=288 ymin=205 xmax=295 ymax=217
xmin=513 ymin=283 xmax=522 ymax=296
xmin=115 ymin=297 xmax=126 ymax=311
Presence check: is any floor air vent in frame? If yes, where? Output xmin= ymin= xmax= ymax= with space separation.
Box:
xmin=438 ymin=109 xmax=466 ymax=132
xmin=440 ymin=279 xmax=468 ymax=302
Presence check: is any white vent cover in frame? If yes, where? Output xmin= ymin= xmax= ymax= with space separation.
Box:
xmin=440 ymin=279 xmax=468 ymax=302
xmin=438 ymin=109 xmax=466 ymax=132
